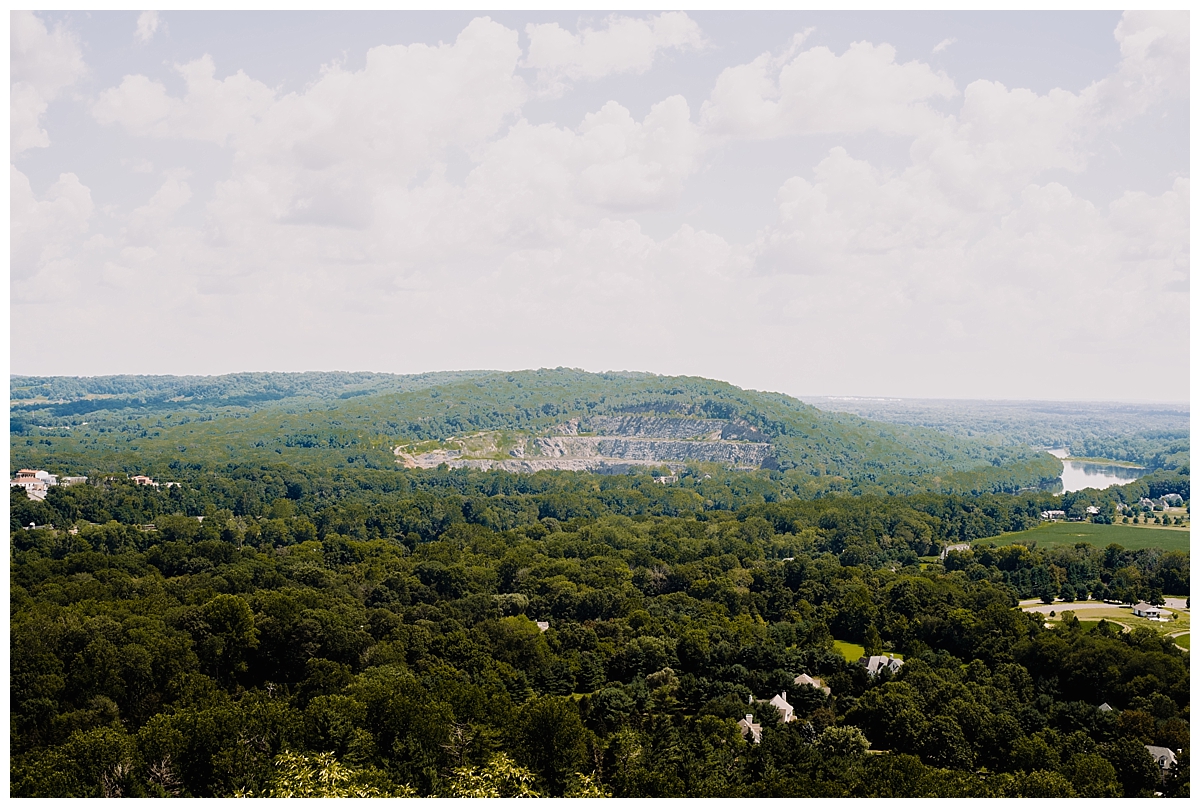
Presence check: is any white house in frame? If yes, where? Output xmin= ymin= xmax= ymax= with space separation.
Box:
xmin=131 ymin=475 xmax=159 ymax=487
xmin=1085 ymin=506 xmax=1100 ymax=516
xmin=1145 ymin=745 xmax=1177 ymax=774
xmin=769 ymin=692 xmax=795 ymax=723
xmin=737 ymin=714 xmax=763 ymax=744
xmin=794 ymin=673 xmax=831 ymax=695
xmin=1041 ymin=510 xmax=1066 ymax=521
xmin=1132 ymin=602 xmax=1166 ymax=619
xmin=535 ymin=621 xmax=550 ymax=632
xmin=860 ymin=654 xmax=904 ymax=676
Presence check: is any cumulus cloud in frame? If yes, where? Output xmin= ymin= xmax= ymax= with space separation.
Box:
xmin=17 ymin=13 xmax=1188 ymax=400
xmin=135 ymin=10 xmax=160 ymax=43
xmin=11 ymin=167 xmax=94 ymax=302
xmin=701 ymin=38 xmax=957 ymax=138
xmin=11 ymin=11 xmax=87 ymax=153
xmin=525 ymin=12 xmax=705 ymax=95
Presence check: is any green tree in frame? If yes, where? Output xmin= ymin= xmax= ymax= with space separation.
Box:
xmin=512 ymin=697 xmax=591 ymax=796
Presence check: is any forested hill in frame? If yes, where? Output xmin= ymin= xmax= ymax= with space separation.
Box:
xmin=11 ymin=370 xmax=1059 ymax=495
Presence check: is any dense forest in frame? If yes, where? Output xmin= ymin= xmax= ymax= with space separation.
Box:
xmin=10 ymin=463 xmax=1190 ymax=797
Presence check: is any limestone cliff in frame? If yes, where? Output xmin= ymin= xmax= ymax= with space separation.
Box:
xmin=394 ymin=414 xmax=776 ymax=472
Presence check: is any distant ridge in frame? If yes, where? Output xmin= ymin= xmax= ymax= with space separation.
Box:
xmin=11 ymin=369 xmax=1063 ymax=496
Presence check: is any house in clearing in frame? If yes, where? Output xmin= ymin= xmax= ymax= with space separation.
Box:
xmin=793 ymin=673 xmax=831 ymax=695
xmin=737 ymin=714 xmax=762 ymax=744
xmin=1132 ymin=602 xmax=1166 ymax=619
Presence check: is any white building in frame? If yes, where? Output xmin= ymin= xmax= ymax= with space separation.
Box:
xmin=860 ymin=654 xmax=905 ymax=676
xmin=737 ymin=714 xmax=763 ymax=744
xmin=794 ymin=673 xmax=831 ymax=695
xmin=1132 ymin=602 xmax=1166 ymax=619
xmin=11 ymin=469 xmax=57 ymax=501
xmin=769 ymin=692 xmax=795 ymax=723
xmin=1041 ymin=510 xmax=1066 ymax=520
xmin=1145 ymin=745 xmax=1177 ymax=774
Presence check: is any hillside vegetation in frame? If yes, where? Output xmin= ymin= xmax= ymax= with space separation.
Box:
xmin=11 ymin=369 xmax=1061 ymax=497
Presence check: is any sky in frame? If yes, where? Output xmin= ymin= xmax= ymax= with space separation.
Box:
xmin=10 ymin=10 xmax=1190 ymax=402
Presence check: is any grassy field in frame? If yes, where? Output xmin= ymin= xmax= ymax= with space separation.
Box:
xmin=974 ymin=521 xmax=1191 ymax=553
xmin=1174 ymin=633 xmax=1190 ymax=649
xmin=1042 ymin=606 xmax=1189 ymax=639
xmin=833 ymin=640 xmax=865 ymax=663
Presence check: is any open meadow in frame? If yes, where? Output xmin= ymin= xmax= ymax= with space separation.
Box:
xmin=975 ymin=521 xmax=1190 ymax=553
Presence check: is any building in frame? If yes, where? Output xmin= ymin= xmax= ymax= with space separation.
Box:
xmin=535 ymin=621 xmax=550 ymax=632
xmin=61 ymin=476 xmax=88 ymax=486
xmin=1040 ymin=510 xmax=1066 ymax=521
xmin=1098 ymin=702 xmax=1113 ymax=713
xmin=131 ymin=475 xmax=159 ymax=487
xmin=940 ymin=543 xmax=970 ymax=560
xmin=860 ymin=654 xmax=904 ymax=676
xmin=11 ymin=469 xmax=58 ymax=501
xmin=769 ymin=692 xmax=795 ymax=723
xmin=737 ymin=714 xmax=763 ymax=744
xmin=1162 ymin=493 xmax=1183 ymax=506
xmin=1145 ymin=745 xmax=1177 ymax=776
xmin=1085 ymin=506 xmax=1100 ymax=516
xmin=793 ymin=673 xmax=831 ymax=695
xmin=1132 ymin=602 xmax=1166 ymax=619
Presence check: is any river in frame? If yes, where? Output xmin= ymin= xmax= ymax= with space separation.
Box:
xmin=1047 ymin=448 xmax=1145 ymax=493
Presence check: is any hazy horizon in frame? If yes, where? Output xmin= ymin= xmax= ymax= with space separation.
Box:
xmin=7 ymin=366 xmax=1191 ymax=408
xmin=11 ymin=11 xmax=1189 ymax=402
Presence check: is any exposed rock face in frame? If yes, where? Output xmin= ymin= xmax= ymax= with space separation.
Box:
xmin=396 ymin=415 xmax=776 ymax=472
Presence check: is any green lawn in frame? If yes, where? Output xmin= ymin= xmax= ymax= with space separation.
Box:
xmin=1175 ymin=633 xmax=1190 ymax=649
xmin=832 ymin=640 xmax=904 ymax=663
xmin=974 ymin=521 xmax=1190 ymax=553
xmin=833 ymin=640 xmax=865 ymax=663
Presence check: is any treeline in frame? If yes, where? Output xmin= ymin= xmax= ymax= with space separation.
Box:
xmin=11 ymin=472 xmax=1189 ymax=797
xmin=804 ymin=397 xmax=1190 ymax=474
xmin=12 ymin=463 xmax=1069 ymax=552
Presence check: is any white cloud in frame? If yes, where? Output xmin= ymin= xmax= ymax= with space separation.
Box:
xmin=16 ymin=14 xmax=1188 ymax=401
xmin=701 ymin=39 xmax=957 ymax=138
xmin=11 ymin=167 xmax=94 ymax=302
xmin=525 ymin=12 xmax=705 ymax=95
xmin=932 ymin=37 xmax=955 ymax=54
xmin=11 ymin=11 xmax=87 ymax=153
xmin=93 ymin=55 xmax=275 ymax=146
xmin=135 ymin=10 xmax=160 ymax=43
